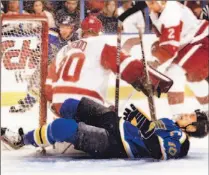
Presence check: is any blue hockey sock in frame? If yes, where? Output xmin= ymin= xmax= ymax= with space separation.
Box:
xmin=59 ymin=98 xmax=80 ymax=119
xmin=49 ymin=118 xmax=78 ymax=144
xmin=23 ymin=118 xmax=78 ymax=147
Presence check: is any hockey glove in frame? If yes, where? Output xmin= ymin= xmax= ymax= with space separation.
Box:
xmin=124 ymin=104 xmax=155 ymax=139
xmin=123 ymin=104 xmax=139 ymax=122
xmin=124 ymin=104 xmax=162 ymax=159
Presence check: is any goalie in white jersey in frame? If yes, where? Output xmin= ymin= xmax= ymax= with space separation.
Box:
xmin=146 ymin=1 xmax=209 ymax=116
xmin=45 ymin=15 xmax=173 ymax=115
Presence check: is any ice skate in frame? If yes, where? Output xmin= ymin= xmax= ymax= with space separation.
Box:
xmin=1 ymin=127 xmax=25 ymax=150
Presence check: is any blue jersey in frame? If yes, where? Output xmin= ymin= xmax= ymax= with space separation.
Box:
xmin=119 ymin=118 xmax=188 ymax=160
xmin=48 ymin=29 xmax=79 ymax=62
xmin=48 ymin=29 xmax=61 ymax=62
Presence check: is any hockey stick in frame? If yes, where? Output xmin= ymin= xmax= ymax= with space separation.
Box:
xmin=115 ymin=20 xmax=123 ymax=116
xmin=118 ymin=3 xmax=156 ymax=121
xmin=139 ymin=30 xmax=157 ymax=121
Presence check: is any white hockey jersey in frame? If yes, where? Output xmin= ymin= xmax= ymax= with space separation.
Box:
xmin=150 ymin=1 xmax=208 ymax=57
xmin=45 ymin=36 xmax=141 ymax=114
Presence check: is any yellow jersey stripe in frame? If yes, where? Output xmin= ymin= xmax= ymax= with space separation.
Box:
xmin=41 ymin=125 xmax=48 ymax=145
xmin=34 ymin=127 xmax=42 ymax=145
xmin=119 ymin=119 xmax=134 ymax=158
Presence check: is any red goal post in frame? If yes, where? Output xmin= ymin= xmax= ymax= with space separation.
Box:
xmin=1 ymin=14 xmax=49 ymax=126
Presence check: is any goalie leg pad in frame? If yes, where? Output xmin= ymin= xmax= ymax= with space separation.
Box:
xmin=74 ymin=122 xmax=110 ymax=158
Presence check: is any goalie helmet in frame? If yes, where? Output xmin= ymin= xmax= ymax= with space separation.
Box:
xmin=186 ymin=109 xmax=209 ymax=138
xmin=81 ymin=15 xmax=103 ymax=35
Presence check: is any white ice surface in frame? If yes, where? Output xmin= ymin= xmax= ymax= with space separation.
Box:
xmin=1 ymin=98 xmax=208 ymax=175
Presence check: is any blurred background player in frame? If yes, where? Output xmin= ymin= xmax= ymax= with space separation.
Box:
xmin=44 ymin=15 xmax=173 ymax=116
xmin=55 ymin=15 xmax=80 ymax=46
xmin=146 ymin=1 xmax=209 ymax=117
xmin=49 ymin=14 xmax=80 ymax=62
xmin=1 ymin=98 xmax=209 ymax=159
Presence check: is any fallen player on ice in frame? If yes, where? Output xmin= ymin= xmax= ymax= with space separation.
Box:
xmin=1 ymin=97 xmax=209 ymax=160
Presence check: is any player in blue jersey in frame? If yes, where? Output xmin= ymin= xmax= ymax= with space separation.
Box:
xmin=1 ymin=97 xmax=208 ymax=160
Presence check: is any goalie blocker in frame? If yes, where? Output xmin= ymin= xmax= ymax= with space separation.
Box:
xmin=1 ymin=98 xmax=209 ymax=160
xmin=130 ymin=66 xmax=173 ymax=97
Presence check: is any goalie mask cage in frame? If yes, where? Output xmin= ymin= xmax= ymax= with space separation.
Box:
xmin=1 ymin=14 xmax=48 ymax=127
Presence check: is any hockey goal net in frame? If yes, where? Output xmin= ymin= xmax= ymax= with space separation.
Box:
xmin=1 ymin=14 xmax=48 ymax=127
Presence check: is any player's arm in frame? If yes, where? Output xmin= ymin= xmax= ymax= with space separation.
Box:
xmin=151 ymin=15 xmax=183 ymax=64
xmin=101 ymin=44 xmax=173 ymax=96
xmin=124 ymin=104 xmax=188 ymax=160
xmin=124 ymin=104 xmax=163 ymax=159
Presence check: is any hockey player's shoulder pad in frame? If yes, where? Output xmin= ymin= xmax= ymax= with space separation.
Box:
xmin=154 ymin=118 xmax=182 ymax=138
xmin=153 ymin=118 xmax=189 ymax=159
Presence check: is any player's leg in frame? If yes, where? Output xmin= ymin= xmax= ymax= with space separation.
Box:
xmin=1 ymin=118 xmax=109 ymax=157
xmin=1 ymin=117 xmax=126 ymax=158
xmin=165 ymin=64 xmax=187 ymax=116
xmin=60 ymin=97 xmax=115 ymax=128
xmin=168 ymin=38 xmax=208 ymax=116
xmin=187 ymin=79 xmax=209 ymax=112
xmin=54 ymin=97 xmax=127 ymax=157
xmin=1 ymin=118 xmax=77 ymax=149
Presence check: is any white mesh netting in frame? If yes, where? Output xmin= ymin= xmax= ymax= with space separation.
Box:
xmin=1 ymin=15 xmax=48 ymax=126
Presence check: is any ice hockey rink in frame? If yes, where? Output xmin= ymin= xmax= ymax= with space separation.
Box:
xmin=1 ymin=15 xmax=208 ymax=175
xmin=1 ymin=35 xmax=208 ymax=175
xmin=1 ymin=97 xmax=208 ymax=175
